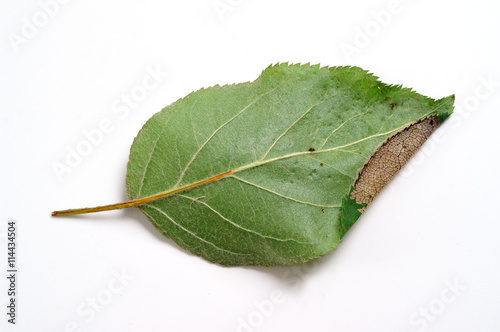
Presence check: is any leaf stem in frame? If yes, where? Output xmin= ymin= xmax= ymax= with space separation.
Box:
xmin=51 ymin=170 xmax=233 ymax=216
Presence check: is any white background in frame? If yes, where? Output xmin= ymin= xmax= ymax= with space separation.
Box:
xmin=1 ymin=0 xmax=500 ymax=331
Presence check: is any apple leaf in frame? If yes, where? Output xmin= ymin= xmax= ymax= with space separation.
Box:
xmin=53 ymin=63 xmax=454 ymax=266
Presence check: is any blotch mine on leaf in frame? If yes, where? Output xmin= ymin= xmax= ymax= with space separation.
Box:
xmin=351 ymin=115 xmax=440 ymax=211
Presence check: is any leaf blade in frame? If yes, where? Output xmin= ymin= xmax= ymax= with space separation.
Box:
xmin=125 ymin=63 xmax=454 ymax=266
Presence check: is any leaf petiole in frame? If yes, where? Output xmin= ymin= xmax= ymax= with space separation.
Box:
xmin=51 ymin=170 xmax=234 ymax=216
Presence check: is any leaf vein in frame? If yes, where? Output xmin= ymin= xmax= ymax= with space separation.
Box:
xmin=319 ymin=107 xmax=373 ymax=149
xmin=231 ymin=175 xmax=340 ymax=209
xmin=137 ymin=116 xmax=175 ymax=198
xmin=306 ymin=155 xmax=355 ymax=180
xmin=177 ymin=195 xmax=309 ymax=244
xmin=261 ymin=98 xmax=328 ymax=160
xmin=144 ymin=203 xmax=249 ymax=256
xmin=174 ymin=80 xmax=287 ymax=187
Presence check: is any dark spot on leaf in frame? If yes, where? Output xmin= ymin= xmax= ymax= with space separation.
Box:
xmin=308 ymin=148 xmax=315 ymax=152
xmin=320 ymin=163 xmax=324 ymax=166
xmin=321 ymin=209 xmax=324 ymax=214
xmin=390 ymin=102 xmax=396 ymax=109
xmin=429 ymin=119 xmax=434 ymax=125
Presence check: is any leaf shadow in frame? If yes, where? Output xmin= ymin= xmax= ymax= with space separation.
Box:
xmin=238 ymin=250 xmax=337 ymax=290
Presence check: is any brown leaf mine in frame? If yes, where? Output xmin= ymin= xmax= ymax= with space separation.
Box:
xmin=352 ymin=115 xmax=439 ymax=211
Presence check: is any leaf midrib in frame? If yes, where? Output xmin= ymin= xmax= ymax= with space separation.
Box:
xmin=132 ymin=121 xmax=416 ymax=206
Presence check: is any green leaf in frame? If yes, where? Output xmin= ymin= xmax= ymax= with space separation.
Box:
xmin=52 ymin=63 xmax=454 ymax=266
xmin=124 ymin=63 xmax=453 ymax=266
